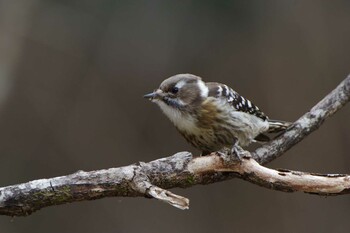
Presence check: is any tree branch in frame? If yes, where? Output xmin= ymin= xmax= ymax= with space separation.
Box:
xmin=253 ymin=74 xmax=350 ymax=164
xmin=0 ymin=75 xmax=349 ymax=217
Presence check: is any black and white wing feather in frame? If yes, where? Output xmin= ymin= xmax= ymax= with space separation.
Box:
xmin=207 ymin=83 xmax=268 ymax=121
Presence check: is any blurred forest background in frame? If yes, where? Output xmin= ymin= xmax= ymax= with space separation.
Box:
xmin=0 ymin=1 xmax=350 ymax=233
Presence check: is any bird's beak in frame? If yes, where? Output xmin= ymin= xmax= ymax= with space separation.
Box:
xmin=143 ymin=92 xmax=157 ymax=99
xmin=143 ymin=89 xmax=162 ymax=100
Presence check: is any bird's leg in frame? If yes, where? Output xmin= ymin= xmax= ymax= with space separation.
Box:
xmin=215 ymin=143 xmax=245 ymax=166
xmin=230 ymin=140 xmax=245 ymax=162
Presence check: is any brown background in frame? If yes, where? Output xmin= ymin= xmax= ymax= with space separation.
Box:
xmin=1 ymin=1 xmax=350 ymax=233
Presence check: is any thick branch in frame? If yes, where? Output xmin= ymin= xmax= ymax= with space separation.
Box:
xmin=0 ymin=75 xmax=349 ymax=217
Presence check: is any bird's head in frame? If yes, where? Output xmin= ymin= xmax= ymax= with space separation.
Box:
xmin=144 ymin=74 xmax=209 ymax=112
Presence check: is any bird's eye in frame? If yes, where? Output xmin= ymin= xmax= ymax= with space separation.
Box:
xmin=171 ymin=87 xmax=179 ymax=94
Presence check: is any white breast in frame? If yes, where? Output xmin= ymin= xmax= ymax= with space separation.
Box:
xmin=156 ymin=101 xmax=199 ymax=133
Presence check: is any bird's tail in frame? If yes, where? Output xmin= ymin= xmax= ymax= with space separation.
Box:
xmin=255 ymin=119 xmax=291 ymax=143
xmin=267 ymin=119 xmax=292 ymax=133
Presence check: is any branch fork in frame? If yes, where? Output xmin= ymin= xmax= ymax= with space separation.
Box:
xmin=131 ymin=164 xmax=190 ymax=210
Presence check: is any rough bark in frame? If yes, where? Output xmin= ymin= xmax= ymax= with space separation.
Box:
xmin=0 ymin=75 xmax=349 ymax=217
xmin=253 ymin=74 xmax=350 ymax=164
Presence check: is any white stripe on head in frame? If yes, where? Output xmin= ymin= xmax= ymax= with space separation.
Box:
xmin=175 ymin=80 xmax=187 ymax=89
xmin=197 ymin=80 xmax=209 ymax=97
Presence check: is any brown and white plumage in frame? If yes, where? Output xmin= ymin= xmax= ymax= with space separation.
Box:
xmin=144 ymin=74 xmax=290 ymax=155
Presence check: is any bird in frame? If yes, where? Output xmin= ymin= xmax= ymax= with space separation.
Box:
xmin=144 ymin=74 xmax=290 ymax=156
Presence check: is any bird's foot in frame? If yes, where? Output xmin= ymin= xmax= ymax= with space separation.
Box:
xmin=230 ymin=145 xmax=245 ymax=163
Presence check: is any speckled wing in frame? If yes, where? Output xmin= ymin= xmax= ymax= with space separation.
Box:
xmin=206 ymin=82 xmax=268 ymax=121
